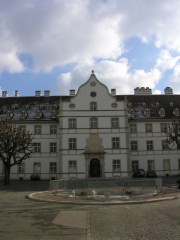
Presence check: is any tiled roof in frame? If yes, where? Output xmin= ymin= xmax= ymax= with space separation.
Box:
xmin=117 ymin=94 xmax=180 ymax=119
xmin=0 ymin=93 xmax=180 ymax=121
xmin=0 ymin=96 xmax=63 ymax=121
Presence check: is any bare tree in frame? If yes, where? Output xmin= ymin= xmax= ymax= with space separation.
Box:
xmin=165 ymin=120 xmax=180 ymax=150
xmin=0 ymin=120 xmax=33 ymax=185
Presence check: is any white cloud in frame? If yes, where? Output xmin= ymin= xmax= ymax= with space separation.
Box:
xmin=1 ymin=0 xmax=179 ymax=72
xmin=0 ymin=0 xmax=124 ymax=72
xmin=169 ymin=64 xmax=180 ymax=93
xmin=0 ymin=0 xmax=180 ymax=94
xmin=156 ymin=50 xmax=180 ymax=71
xmin=0 ymin=52 xmax=24 ymax=73
xmin=153 ymin=89 xmax=161 ymax=94
xmin=60 ymin=73 xmax=72 ymax=86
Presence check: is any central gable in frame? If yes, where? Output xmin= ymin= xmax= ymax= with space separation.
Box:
xmin=68 ymin=71 xmax=118 ymax=111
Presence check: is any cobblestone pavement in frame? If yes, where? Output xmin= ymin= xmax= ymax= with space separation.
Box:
xmin=0 ymin=180 xmax=180 ymax=240
xmin=88 ymin=200 xmax=180 ymax=240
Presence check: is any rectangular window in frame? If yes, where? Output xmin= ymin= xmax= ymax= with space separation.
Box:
xmin=50 ymin=142 xmax=57 ymax=153
xmin=17 ymin=162 xmax=25 ymax=174
xmin=34 ymin=125 xmax=41 ymax=134
xmin=49 ymin=162 xmax=57 ymax=174
xmin=111 ymin=118 xmax=119 ymax=129
xmin=69 ymin=119 xmax=77 ymax=129
xmin=146 ymin=140 xmax=153 ymax=151
xmin=112 ymin=137 xmax=120 ymax=149
xmin=130 ymin=124 xmax=137 ymax=133
xmin=33 ymin=143 xmax=41 ymax=153
xmin=132 ymin=160 xmax=139 ymax=171
xmin=69 ymin=138 xmax=77 ymax=150
xmin=161 ymin=123 xmax=168 ymax=133
xmin=162 ymin=140 xmax=169 ymax=150
xmin=68 ymin=160 xmax=77 ymax=173
xmin=90 ymin=117 xmax=98 ymax=129
xmin=33 ymin=162 xmax=41 ymax=174
xmin=147 ymin=160 xmax=155 ymax=170
xmin=131 ymin=141 xmax=138 ymax=151
xmin=50 ymin=125 xmax=57 ymax=134
xmin=163 ymin=159 xmax=170 ymax=171
xmin=112 ymin=160 xmax=121 ymax=173
xmin=90 ymin=102 xmax=97 ymax=111
xmin=145 ymin=123 xmax=152 ymax=133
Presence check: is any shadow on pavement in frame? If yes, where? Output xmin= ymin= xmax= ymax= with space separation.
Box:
xmin=0 ymin=180 xmax=50 ymax=192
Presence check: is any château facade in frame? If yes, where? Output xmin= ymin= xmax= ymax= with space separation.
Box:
xmin=0 ymin=71 xmax=180 ymax=180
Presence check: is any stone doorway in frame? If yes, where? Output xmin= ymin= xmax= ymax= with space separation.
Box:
xmin=90 ymin=158 xmax=100 ymax=177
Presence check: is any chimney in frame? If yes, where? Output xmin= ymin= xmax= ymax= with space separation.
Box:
xmin=35 ymin=90 xmax=41 ymax=97
xmin=69 ymin=89 xmax=76 ymax=96
xmin=2 ymin=91 xmax=8 ymax=98
xmin=164 ymin=87 xmax=173 ymax=95
xmin=44 ymin=90 xmax=50 ymax=97
xmin=15 ymin=90 xmax=19 ymax=97
xmin=111 ymin=89 xmax=116 ymax=96
xmin=134 ymin=87 xmax=152 ymax=95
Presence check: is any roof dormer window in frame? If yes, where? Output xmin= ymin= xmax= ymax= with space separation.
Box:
xmin=159 ymin=108 xmax=165 ymax=117
xmin=6 ymin=111 xmax=13 ymax=119
xmin=144 ymin=108 xmax=150 ymax=117
xmin=51 ymin=110 xmax=57 ymax=119
xmin=156 ymin=102 xmax=159 ymax=107
xmin=53 ymin=105 xmax=59 ymax=109
xmin=142 ymin=102 xmax=146 ymax=107
xmin=174 ymin=108 xmax=179 ymax=116
xmin=21 ymin=110 xmax=28 ymax=119
xmin=129 ymin=108 xmax=135 ymax=118
xmin=36 ymin=110 xmax=43 ymax=119
xmin=170 ymin=101 xmax=173 ymax=107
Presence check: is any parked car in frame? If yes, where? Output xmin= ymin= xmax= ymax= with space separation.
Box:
xmin=133 ymin=169 xmax=145 ymax=178
xmin=146 ymin=170 xmax=157 ymax=178
xmin=30 ymin=173 xmax=40 ymax=181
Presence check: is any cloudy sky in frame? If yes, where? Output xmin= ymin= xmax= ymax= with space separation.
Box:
xmin=0 ymin=0 xmax=180 ymax=97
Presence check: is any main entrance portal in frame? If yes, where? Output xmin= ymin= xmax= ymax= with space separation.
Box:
xmin=90 ymin=159 xmax=100 ymax=177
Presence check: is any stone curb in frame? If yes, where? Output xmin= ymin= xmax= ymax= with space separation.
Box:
xmin=27 ymin=191 xmax=180 ymax=205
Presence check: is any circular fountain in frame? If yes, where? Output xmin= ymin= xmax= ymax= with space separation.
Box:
xmin=49 ymin=178 xmax=162 ymax=203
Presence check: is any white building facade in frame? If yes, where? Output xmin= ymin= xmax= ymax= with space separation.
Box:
xmin=0 ymin=72 xmax=180 ymax=180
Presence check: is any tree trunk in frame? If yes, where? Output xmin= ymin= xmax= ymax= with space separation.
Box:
xmin=4 ymin=165 xmax=11 ymax=185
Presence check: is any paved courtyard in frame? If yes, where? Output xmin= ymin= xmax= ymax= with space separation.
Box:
xmin=0 ymin=179 xmax=180 ymax=240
